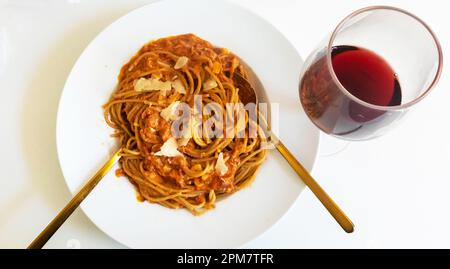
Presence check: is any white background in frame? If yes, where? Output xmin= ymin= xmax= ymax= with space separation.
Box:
xmin=0 ymin=0 xmax=449 ymax=248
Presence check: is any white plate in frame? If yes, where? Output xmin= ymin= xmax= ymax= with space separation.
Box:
xmin=56 ymin=0 xmax=319 ymax=248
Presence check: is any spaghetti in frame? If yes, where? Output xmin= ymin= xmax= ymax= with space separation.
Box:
xmin=104 ymin=34 xmax=267 ymax=215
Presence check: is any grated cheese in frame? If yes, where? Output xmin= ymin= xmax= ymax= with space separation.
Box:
xmin=215 ymin=152 xmax=228 ymax=176
xmin=154 ymin=137 xmax=183 ymax=157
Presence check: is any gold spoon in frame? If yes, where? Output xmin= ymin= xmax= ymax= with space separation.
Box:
xmin=233 ymin=67 xmax=354 ymax=234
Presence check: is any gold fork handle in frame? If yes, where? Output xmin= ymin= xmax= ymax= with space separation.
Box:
xmin=274 ymin=138 xmax=354 ymax=233
xmin=27 ymin=150 xmax=121 ymax=249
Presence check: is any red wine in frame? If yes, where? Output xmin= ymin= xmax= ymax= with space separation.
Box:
xmin=300 ymin=46 xmax=403 ymax=139
xmin=332 ymin=46 xmax=401 ymax=107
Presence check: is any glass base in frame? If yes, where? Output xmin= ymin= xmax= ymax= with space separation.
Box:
xmin=318 ymin=132 xmax=351 ymax=157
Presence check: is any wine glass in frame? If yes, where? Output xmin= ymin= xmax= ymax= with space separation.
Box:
xmin=299 ymin=6 xmax=443 ymax=141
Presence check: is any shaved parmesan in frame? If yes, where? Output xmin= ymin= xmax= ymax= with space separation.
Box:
xmin=215 ymin=152 xmax=228 ymax=176
xmin=155 ymin=137 xmax=183 ymax=157
xmin=160 ymin=101 xmax=180 ymax=122
xmin=172 ymin=79 xmax=186 ymax=94
xmin=134 ymin=77 xmax=171 ymax=92
xmin=174 ymin=56 xmax=189 ymax=69
xmin=203 ymin=78 xmax=217 ymax=91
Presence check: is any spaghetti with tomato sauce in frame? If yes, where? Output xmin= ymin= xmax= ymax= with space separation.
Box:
xmin=104 ymin=34 xmax=267 ymax=215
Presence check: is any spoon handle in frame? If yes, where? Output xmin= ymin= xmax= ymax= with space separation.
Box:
xmin=27 ymin=150 xmax=121 ymax=249
xmin=274 ymin=137 xmax=354 ymax=233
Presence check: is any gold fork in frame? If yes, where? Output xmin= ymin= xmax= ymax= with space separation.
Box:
xmin=233 ymin=65 xmax=354 ymax=234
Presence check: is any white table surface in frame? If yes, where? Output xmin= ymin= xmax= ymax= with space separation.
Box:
xmin=1 ymin=0 xmax=449 ymax=249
